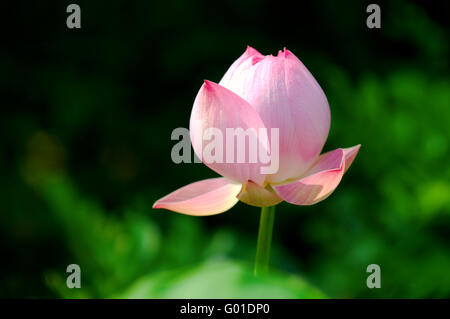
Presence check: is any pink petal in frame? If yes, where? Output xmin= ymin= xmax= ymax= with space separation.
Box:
xmin=190 ymin=80 xmax=269 ymax=186
xmin=153 ymin=177 xmax=242 ymax=216
xmin=237 ymin=181 xmax=283 ymax=207
xmin=273 ymin=145 xmax=360 ymax=205
xmin=220 ymin=47 xmax=331 ymax=184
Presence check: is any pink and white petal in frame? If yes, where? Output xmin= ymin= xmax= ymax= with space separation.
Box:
xmin=190 ymin=80 xmax=269 ymax=186
xmin=153 ymin=177 xmax=242 ymax=216
xmin=273 ymin=148 xmax=345 ymax=205
xmin=237 ymin=181 xmax=283 ymax=207
xmin=220 ymin=48 xmax=330 ymax=184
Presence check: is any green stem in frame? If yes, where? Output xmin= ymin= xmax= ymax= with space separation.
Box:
xmin=254 ymin=205 xmax=276 ymax=276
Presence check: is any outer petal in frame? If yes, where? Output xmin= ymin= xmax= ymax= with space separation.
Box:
xmin=220 ymin=47 xmax=331 ymax=184
xmin=153 ymin=177 xmax=242 ymax=216
xmin=190 ymin=80 xmax=269 ymax=186
xmin=237 ymin=181 xmax=283 ymax=207
xmin=273 ymin=145 xmax=360 ymax=205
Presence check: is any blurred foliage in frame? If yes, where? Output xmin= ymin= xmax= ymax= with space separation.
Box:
xmin=38 ymin=176 xmax=323 ymax=298
xmin=0 ymin=0 xmax=449 ymax=298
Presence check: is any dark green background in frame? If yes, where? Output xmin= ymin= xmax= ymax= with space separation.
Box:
xmin=1 ymin=0 xmax=449 ymax=298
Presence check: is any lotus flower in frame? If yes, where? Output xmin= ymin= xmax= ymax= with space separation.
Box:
xmin=154 ymin=47 xmax=360 ymax=216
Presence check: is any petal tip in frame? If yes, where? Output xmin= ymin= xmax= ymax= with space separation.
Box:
xmin=202 ymin=80 xmax=217 ymax=95
xmin=152 ymin=201 xmax=161 ymax=209
xmin=345 ymin=144 xmax=362 ymax=157
xmin=245 ymin=45 xmax=261 ymax=56
xmin=277 ymin=47 xmax=289 ymax=58
xmin=342 ymin=144 xmax=361 ymax=173
xmin=203 ymin=80 xmax=220 ymax=92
